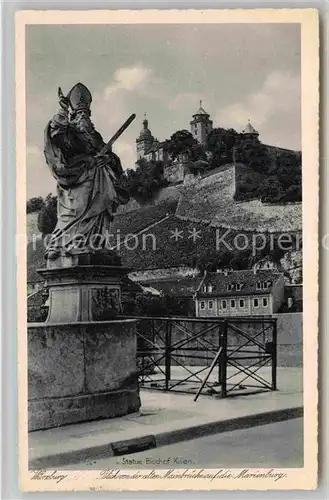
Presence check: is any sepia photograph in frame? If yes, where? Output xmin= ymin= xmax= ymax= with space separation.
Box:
xmin=16 ymin=9 xmax=318 ymax=491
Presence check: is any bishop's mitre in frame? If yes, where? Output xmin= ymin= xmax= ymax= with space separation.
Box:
xmin=67 ymin=82 xmax=92 ymax=113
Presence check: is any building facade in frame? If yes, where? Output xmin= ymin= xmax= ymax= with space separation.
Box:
xmin=195 ymin=269 xmax=285 ymax=317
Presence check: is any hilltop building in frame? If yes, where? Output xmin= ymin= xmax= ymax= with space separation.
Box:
xmin=190 ymin=100 xmax=213 ymax=145
xmin=135 ymin=104 xmax=298 ymax=185
xmin=241 ymin=119 xmax=259 ymax=140
xmin=135 ymin=102 xmax=214 ymax=168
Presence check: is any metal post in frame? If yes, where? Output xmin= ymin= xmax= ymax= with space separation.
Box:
xmin=165 ymin=320 xmax=172 ymax=390
xmin=271 ymin=319 xmax=277 ymax=391
xmin=217 ymin=326 xmax=222 ymax=385
xmin=220 ymin=320 xmax=228 ymax=397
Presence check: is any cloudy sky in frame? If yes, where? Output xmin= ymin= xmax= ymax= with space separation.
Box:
xmin=26 ymin=23 xmax=300 ymax=198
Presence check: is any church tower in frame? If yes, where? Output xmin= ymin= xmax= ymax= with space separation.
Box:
xmin=136 ymin=115 xmax=154 ymax=159
xmin=190 ymin=101 xmax=213 ymax=146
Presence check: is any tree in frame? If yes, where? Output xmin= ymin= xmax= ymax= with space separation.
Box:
xmin=280 ymin=184 xmax=302 ymax=202
xmin=126 ymin=159 xmax=168 ymax=203
xmin=206 ymin=127 xmax=239 ymax=168
xmin=235 ymin=137 xmax=271 ymax=174
xmin=260 ymin=176 xmax=284 ymax=203
xmin=274 ymin=150 xmax=302 ymax=195
xmin=26 ymin=196 xmax=44 ymax=213
xmin=132 ymin=293 xmax=191 ymax=317
xmin=37 ymin=193 xmax=57 ymax=236
xmin=167 ymin=130 xmax=206 ymax=162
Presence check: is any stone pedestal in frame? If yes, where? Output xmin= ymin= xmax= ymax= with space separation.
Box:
xmin=28 ymin=256 xmax=141 ymax=431
xmin=37 ymin=264 xmax=128 ymax=323
xmin=28 ymin=320 xmax=141 ymax=431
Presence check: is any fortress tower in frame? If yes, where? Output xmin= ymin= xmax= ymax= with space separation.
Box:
xmin=190 ymin=101 xmax=213 ymax=146
xmin=136 ymin=114 xmax=154 ymax=159
xmin=241 ymin=119 xmax=259 ymax=141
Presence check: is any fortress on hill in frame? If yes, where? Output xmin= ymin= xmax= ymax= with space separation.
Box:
xmin=135 ymin=102 xmax=298 ymax=184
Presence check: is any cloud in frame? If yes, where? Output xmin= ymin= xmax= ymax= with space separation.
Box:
xmin=104 ymin=65 xmax=153 ymax=98
xmin=217 ymin=71 xmax=300 ymax=148
xmin=26 ymin=25 xmax=301 ymax=197
xmin=113 ymin=141 xmax=136 ymax=171
xmin=168 ymin=92 xmax=200 ymax=112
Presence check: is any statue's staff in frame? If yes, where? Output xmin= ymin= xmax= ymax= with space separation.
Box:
xmin=100 ymin=113 xmax=136 ymax=154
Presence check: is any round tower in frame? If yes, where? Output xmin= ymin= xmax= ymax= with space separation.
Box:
xmin=241 ymin=119 xmax=259 ymax=140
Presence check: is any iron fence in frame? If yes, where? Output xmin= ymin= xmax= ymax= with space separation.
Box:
xmin=126 ymin=316 xmax=277 ymax=399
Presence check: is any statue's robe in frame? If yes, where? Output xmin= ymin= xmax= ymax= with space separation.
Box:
xmin=44 ymin=109 xmax=129 ymax=255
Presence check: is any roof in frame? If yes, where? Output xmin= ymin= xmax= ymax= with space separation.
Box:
xmin=141 ymin=276 xmax=203 ymax=297
xmin=144 ymin=139 xmax=170 ymax=155
xmin=242 ymin=120 xmax=259 ymax=135
xmin=192 ymin=100 xmax=210 ymax=117
xmin=197 ymin=270 xmax=283 ymax=298
xmin=137 ymin=128 xmax=153 ymax=140
xmin=137 ymin=117 xmax=153 ymax=141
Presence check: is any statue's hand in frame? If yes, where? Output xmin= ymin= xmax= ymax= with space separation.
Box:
xmin=95 ymin=153 xmax=109 ymax=169
xmin=58 ymin=87 xmax=70 ymax=112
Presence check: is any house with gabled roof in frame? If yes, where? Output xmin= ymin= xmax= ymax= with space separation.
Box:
xmin=195 ymin=269 xmax=285 ymax=317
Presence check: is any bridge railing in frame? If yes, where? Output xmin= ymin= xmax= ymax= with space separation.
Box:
xmin=122 ymin=316 xmax=277 ymax=399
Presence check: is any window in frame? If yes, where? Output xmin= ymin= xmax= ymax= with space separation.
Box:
xmin=256 ymin=282 xmax=261 ymax=290
xmin=262 ymin=282 xmax=268 ymax=289
xmin=222 ymin=300 xmax=227 ymax=309
xmin=203 ymin=286 xmax=207 ymax=293
xmin=200 ymin=301 xmax=206 ymax=310
xmin=236 ymin=284 xmax=242 ymax=291
xmin=208 ymin=285 xmax=213 ymax=293
xmin=231 ymin=299 xmax=236 ymax=308
xmin=239 ymin=299 xmax=245 ymax=308
xmin=263 ymin=298 xmax=268 ymax=307
xmin=254 ymin=298 xmax=259 ymax=307
xmin=208 ymin=300 xmax=214 ymax=310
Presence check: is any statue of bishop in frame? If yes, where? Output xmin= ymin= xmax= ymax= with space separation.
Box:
xmin=43 ymin=83 xmax=129 ymax=261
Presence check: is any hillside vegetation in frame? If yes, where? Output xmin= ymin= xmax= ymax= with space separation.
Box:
xmin=115 ymin=211 xmax=300 ymax=272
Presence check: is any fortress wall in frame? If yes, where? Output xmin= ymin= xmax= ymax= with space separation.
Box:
xmin=176 ymin=165 xmax=302 ymax=233
xmin=129 ymin=266 xmax=199 ymax=282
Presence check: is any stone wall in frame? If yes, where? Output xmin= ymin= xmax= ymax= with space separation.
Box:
xmin=129 ymin=266 xmax=199 ymax=283
xmin=176 ymin=165 xmax=302 ymax=233
xmin=163 ymin=163 xmax=185 ymax=184
xmin=28 ymin=319 xmax=140 ymax=430
xmin=274 ymin=312 xmax=303 ymax=367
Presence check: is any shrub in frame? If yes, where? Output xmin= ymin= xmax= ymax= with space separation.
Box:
xmin=26 ymin=196 xmax=44 ymax=214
